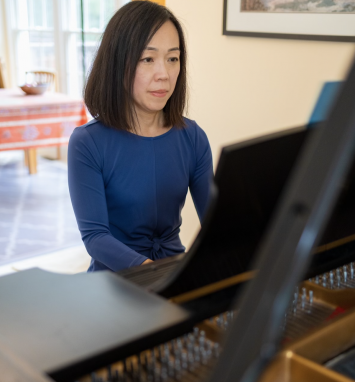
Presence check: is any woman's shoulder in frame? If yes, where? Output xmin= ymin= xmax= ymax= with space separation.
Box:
xmin=182 ymin=116 xmax=203 ymax=132
xmin=72 ymin=118 xmax=109 ymax=137
xmin=180 ymin=117 xmax=210 ymax=148
xmin=71 ymin=119 xmax=124 ymax=146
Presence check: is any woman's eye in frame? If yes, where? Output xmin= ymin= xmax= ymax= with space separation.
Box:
xmin=141 ymin=57 xmax=153 ymax=63
xmin=169 ymin=57 xmax=179 ymax=62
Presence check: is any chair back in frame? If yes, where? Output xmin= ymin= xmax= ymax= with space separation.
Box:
xmin=0 ymin=58 xmax=5 ymax=88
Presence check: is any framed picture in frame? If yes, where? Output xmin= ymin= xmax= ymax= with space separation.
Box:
xmin=223 ymin=0 xmax=355 ymax=42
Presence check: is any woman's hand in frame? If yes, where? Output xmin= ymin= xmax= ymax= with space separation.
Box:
xmin=141 ymin=259 xmax=154 ymax=265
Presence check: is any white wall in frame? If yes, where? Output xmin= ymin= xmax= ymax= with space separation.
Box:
xmin=166 ymin=0 xmax=355 ymax=249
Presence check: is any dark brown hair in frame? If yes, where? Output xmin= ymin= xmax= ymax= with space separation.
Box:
xmin=84 ymin=1 xmax=187 ymax=132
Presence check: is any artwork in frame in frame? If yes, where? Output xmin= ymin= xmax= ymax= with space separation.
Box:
xmin=223 ymin=0 xmax=355 ymax=41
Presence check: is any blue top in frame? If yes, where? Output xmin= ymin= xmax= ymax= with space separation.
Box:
xmin=68 ymin=117 xmax=213 ymax=272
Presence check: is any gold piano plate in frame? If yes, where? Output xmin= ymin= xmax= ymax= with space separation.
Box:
xmin=260 ymin=351 xmax=353 ymax=382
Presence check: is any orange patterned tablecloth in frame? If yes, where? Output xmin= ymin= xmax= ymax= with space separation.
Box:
xmin=0 ymin=89 xmax=88 ymax=151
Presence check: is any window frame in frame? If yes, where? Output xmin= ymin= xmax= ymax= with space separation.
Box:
xmin=2 ymin=0 xmax=127 ymax=94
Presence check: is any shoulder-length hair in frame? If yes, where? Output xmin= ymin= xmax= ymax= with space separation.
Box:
xmin=84 ymin=1 xmax=187 ymax=132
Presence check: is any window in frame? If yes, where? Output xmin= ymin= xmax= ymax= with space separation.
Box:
xmin=63 ymin=0 xmax=120 ymax=96
xmin=5 ymin=0 xmax=129 ymax=96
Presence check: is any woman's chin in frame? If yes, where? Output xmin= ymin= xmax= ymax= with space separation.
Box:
xmin=140 ymin=102 xmax=168 ymax=114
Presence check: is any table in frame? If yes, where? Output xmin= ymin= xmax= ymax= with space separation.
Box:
xmin=0 ymin=89 xmax=88 ymax=173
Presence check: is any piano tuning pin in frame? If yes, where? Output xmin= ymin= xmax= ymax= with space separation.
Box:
xmin=201 ymin=348 xmax=208 ymax=365
xmin=181 ymin=353 xmax=188 ymax=369
xmin=322 ymin=276 xmax=327 ymax=287
xmin=206 ymin=348 xmax=213 ymax=361
xmin=301 ymin=296 xmax=306 ymax=310
xmin=188 ymin=354 xmax=195 ymax=372
xmin=188 ymin=333 xmax=194 ymax=343
xmin=177 ymin=337 xmax=183 ymax=349
xmin=168 ymin=360 xmax=175 ymax=377
xmin=315 ymin=275 xmax=319 ymax=284
xmin=194 ymin=345 xmax=201 ymax=363
xmin=175 ymin=366 xmax=182 ymax=380
xmin=193 ymin=327 xmax=199 ymax=337
xmin=309 ymin=290 xmax=313 ymax=304
xmin=187 ymin=342 xmax=194 ymax=355
xmin=213 ymin=343 xmax=220 ymax=358
xmin=175 ymin=358 xmax=182 ymax=369
xmin=174 ymin=347 xmax=181 ymax=359
xmin=292 ymin=299 xmax=297 ymax=315
xmin=199 ymin=331 xmax=206 ymax=347
xmin=161 ymin=366 xmax=168 ymax=381
xmin=154 ymin=366 xmax=161 ymax=379
xmin=182 ymin=333 xmax=188 ymax=346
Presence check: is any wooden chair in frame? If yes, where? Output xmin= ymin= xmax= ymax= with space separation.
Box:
xmin=0 ymin=58 xmax=5 ymax=88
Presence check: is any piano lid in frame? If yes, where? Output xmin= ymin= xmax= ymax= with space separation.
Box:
xmin=0 ymin=268 xmax=192 ymax=381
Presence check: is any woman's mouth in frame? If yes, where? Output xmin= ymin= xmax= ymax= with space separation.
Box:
xmin=150 ymin=90 xmax=168 ymax=98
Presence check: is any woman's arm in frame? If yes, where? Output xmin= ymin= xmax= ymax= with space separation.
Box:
xmin=68 ymin=126 xmax=149 ymax=271
xmin=189 ymin=124 xmax=214 ymax=223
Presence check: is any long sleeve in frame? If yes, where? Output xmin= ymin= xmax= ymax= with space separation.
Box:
xmin=68 ymin=127 xmax=148 ymax=271
xmin=189 ymin=124 xmax=214 ymax=223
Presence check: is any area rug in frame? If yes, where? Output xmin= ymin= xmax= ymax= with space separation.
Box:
xmin=0 ymin=151 xmax=82 ymax=266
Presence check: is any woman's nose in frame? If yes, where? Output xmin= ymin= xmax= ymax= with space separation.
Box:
xmin=154 ymin=61 xmax=169 ymax=81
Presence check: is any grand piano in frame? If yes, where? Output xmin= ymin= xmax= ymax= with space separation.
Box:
xmin=2 ymin=56 xmax=355 ymax=382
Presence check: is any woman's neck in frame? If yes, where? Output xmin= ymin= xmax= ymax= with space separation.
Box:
xmin=134 ymin=109 xmax=170 ymax=137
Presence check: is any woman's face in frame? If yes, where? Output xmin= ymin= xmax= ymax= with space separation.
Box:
xmin=133 ymin=21 xmax=181 ymax=117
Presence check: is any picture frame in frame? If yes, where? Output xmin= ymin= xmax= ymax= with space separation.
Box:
xmin=223 ymin=0 xmax=355 ymax=42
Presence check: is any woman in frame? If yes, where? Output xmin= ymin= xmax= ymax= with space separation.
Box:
xmin=68 ymin=1 xmax=213 ymax=272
